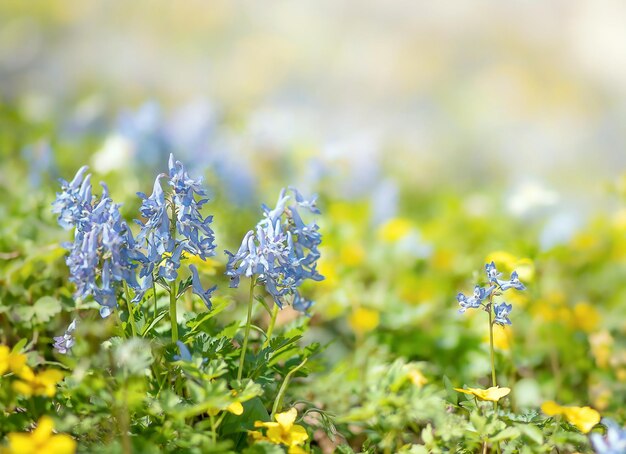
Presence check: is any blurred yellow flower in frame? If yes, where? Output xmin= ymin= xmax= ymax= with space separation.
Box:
xmin=4 ymin=416 xmax=76 ymax=454
xmin=377 ymin=218 xmax=412 ymax=242
xmin=250 ymin=408 xmax=308 ymax=453
xmin=589 ymin=331 xmax=613 ymax=369
xmin=572 ymin=302 xmax=600 ymax=333
xmin=484 ymin=252 xmax=535 ymax=282
xmin=226 ymin=401 xmax=244 ymax=415
xmin=339 ymin=243 xmax=366 ymax=267
xmin=184 ymin=254 xmax=220 ymax=275
xmin=541 ymin=400 xmax=600 ymax=433
xmin=454 ymin=386 xmax=511 ymax=402
xmin=316 ymin=253 xmax=338 ymax=289
xmin=484 ymin=325 xmax=511 ymax=351
xmin=348 ymin=307 xmax=380 ymax=335
xmin=407 ymin=369 xmax=428 ymax=388
xmin=0 ymin=345 xmax=28 ymax=376
xmin=13 ymin=367 xmax=64 ymax=398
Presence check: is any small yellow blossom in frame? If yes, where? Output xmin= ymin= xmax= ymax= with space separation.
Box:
xmin=4 ymin=416 xmax=76 ymax=454
xmin=572 ymin=302 xmax=600 ymax=333
xmin=484 ymin=325 xmax=511 ymax=351
xmin=589 ymin=331 xmax=613 ymax=369
xmin=454 ymin=386 xmax=511 ymax=402
xmin=184 ymin=254 xmax=220 ymax=275
xmin=407 ymin=369 xmax=428 ymax=388
xmin=541 ymin=401 xmax=600 ymax=433
xmin=0 ymin=346 xmax=28 ymax=376
xmin=227 ymin=401 xmax=244 ymax=415
xmin=250 ymin=408 xmax=308 ymax=453
xmin=13 ymin=367 xmax=64 ymax=398
xmin=339 ymin=243 xmax=366 ymax=267
xmin=377 ymin=218 xmax=412 ymax=242
xmin=484 ymin=252 xmax=535 ymax=282
xmin=348 ymin=307 xmax=379 ymax=335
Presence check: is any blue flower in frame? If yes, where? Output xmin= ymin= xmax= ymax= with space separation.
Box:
xmin=56 ymin=169 xmax=142 ymax=317
xmin=497 ymin=271 xmax=526 ymax=291
xmin=52 ymin=166 xmax=91 ymax=229
xmin=225 ymin=187 xmax=323 ymax=311
xmin=173 ymin=340 xmax=193 ymax=362
xmin=591 ymin=419 xmax=626 ymax=454
xmin=189 ymin=264 xmax=217 ymax=310
xmin=457 ymin=285 xmax=492 ymax=313
xmin=53 ymin=319 xmax=77 ymax=354
xmin=493 ymin=303 xmax=513 ymax=326
xmin=485 ymin=261 xmax=501 ymax=283
xmin=136 ymin=154 xmax=216 ymax=289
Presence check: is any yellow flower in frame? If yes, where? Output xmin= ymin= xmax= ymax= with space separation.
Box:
xmin=0 ymin=345 xmax=28 ymax=376
xmin=339 ymin=243 xmax=366 ymax=267
xmin=484 ymin=325 xmax=511 ymax=351
xmin=4 ymin=416 xmax=76 ymax=454
xmin=377 ymin=218 xmax=412 ymax=242
xmin=484 ymin=252 xmax=535 ymax=282
xmin=250 ymin=408 xmax=308 ymax=452
xmin=589 ymin=330 xmax=613 ymax=368
xmin=407 ymin=369 xmax=428 ymax=388
xmin=227 ymin=401 xmax=244 ymax=416
xmin=13 ymin=367 xmax=64 ymax=398
xmin=454 ymin=386 xmax=511 ymax=402
xmin=184 ymin=254 xmax=220 ymax=275
xmin=348 ymin=307 xmax=379 ymax=335
xmin=572 ymin=302 xmax=600 ymax=333
xmin=541 ymin=401 xmax=600 ymax=433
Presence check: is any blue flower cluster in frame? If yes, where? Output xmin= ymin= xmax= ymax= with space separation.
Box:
xmin=591 ymin=419 xmax=626 ymax=454
xmin=53 ymin=154 xmax=218 ymax=316
xmin=53 ymin=167 xmax=141 ymax=317
xmin=135 ymin=154 xmax=217 ymax=305
xmin=53 ymin=319 xmax=77 ymax=354
xmin=225 ymin=187 xmax=323 ymax=312
xmin=456 ymin=261 xmax=526 ymax=326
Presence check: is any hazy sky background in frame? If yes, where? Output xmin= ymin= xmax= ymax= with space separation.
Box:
xmin=2 ymin=0 xmax=626 ymax=204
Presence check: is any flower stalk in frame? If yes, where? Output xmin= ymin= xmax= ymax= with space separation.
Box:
xmin=237 ymin=279 xmax=255 ymax=381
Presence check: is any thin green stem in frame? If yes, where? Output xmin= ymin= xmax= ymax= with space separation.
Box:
xmin=124 ymin=282 xmax=137 ymax=337
xmin=152 ymin=279 xmax=158 ymax=320
xmin=237 ymin=279 xmax=255 ymax=381
xmin=488 ymin=300 xmax=497 ymax=388
xmin=262 ymin=304 xmax=279 ymax=349
xmin=271 ymin=357 xmax=308 ymax=418
xmin=169 ymin=281 xmax=178 ymax=343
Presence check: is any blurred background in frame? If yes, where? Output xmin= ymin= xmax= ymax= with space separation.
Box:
xmin=1 ymin=0 xmax=625 ymax=416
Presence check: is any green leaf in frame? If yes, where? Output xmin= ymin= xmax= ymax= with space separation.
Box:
xmin=142 ymin=310 xmax=169 ymax=337
xmin=515 ymin=423 xmax=544 ymax=445
xmin=11 ymin=338 xmax=27 ymax=353
xmin=33 ymin=296 xmax=62 ymax=323
xmin=490 ymin=426 xmax=521 ymax=442
xmin=443 ymin=375 xmax=458 ymax=405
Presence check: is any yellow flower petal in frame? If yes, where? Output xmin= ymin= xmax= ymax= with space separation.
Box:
xmin=348 ymin=307 xmax=379 ymax=335
xmin=42 ymin=434 xmax=77 ymax=454
xmin=274 ymin=408 xmax=297 ymax=430
xmin=32 ymin=416 xmax=54 ymax=444
xmin=378 ymin=218 xmax=412 ymax=242
xmin=227 ymin=401 xmax=244 ymax=416
xmin=455 ymin=386 xmax=510 ymax=402
xmin=7 ymin=433 xmax=36 ymax=454
xmin=288 ymin=424 xmax=309 ymax=445
xmin=408 ymin=369 xmax=428 ymax=388
xmin=541 ymin=400 xmax=563 ymax=416
xmin=563 ymin=407 xmax=600 ymax=434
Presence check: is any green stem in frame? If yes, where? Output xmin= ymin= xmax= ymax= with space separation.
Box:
xmin=262 ymin=304 xmax=279 ymax=349
xmin=488 ymin=301 xmax=497 ymax=388
xmin=237 ymin=279 xmax=255 ymax=381
xmin=271 ymin=357 xmax=308 ymax=418
xmin=169 ymin=280 xmax=178 ymax=343
xmin=152 ymin=279 xmax=158 ymax=320
xmin=124 ymin=282 xmax=137 ymax=337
